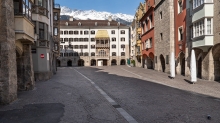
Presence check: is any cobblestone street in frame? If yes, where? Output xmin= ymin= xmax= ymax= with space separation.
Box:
xmin=1 ymin=66 xmax=220 ymax=123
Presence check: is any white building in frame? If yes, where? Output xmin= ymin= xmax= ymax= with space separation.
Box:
xmin=58 ymin=17 xmax=130 ymax=66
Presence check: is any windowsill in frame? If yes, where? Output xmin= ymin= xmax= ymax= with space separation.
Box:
xmin=191 ymin=34 xmax=214 ymax=40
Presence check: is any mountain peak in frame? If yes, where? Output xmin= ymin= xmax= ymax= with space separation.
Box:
xmin=60 ymin=6 xmax=134 ymax=25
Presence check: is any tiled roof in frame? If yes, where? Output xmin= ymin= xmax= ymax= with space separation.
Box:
xmin=60 ymin=20 xmax=127 ymax=27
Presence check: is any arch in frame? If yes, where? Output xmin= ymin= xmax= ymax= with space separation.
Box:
xmin=212 ymin=44 xmax=220 ymax=80
xmin=78 ymin=59 xmax=84 ymax=66
xmin=146 ymin=56 xmax=153 ymax=69
xmin=120 ymin=59 xmax=126 ymax=65
xmin=57 ymin=59 xmax=61 ymax=67
xmin=111 ymin=59 xmax=117 ymax=65
xmin=149 ymin=52 xmax=154 ymax=60
xmin=197 ymin=57 xmax=202 ymax=78
xmin=91 ymin=59 xmax=96 ymax=66
xmin=67 ymin=60 xmax=72 ymax=67
xmin=160 ymin=54 xmax=166 ymax=72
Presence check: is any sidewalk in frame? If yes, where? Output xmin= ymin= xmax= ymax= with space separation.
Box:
xmin=125 ymin=66 xmax=220 ymax=99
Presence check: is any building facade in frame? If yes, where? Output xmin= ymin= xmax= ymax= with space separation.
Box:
xmin=154 ymin=0 xmax=175 ymax=73
xmin=58 ymin=18 xmax=129 ymax=67
xmin=31 ymin=0 xmax=60 ymax=80
xmin=140 ymin=0 xmax=155 ymax=69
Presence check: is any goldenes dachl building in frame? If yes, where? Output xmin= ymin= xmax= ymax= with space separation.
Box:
xmin=58 ymin=17 xmax=129 ymax=66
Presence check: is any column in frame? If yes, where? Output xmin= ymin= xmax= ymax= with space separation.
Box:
xmin=17 ymin=45 xmax=35 ymax=91
xmin=0 ymin=0 xmax=17 ymax=104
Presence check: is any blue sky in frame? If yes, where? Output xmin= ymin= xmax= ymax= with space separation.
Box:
xmin=55 ymin=0 xmax=143 ymax=15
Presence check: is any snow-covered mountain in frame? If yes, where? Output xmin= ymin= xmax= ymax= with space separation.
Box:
xmin=60 ymin=6 xmax=134 ymax=25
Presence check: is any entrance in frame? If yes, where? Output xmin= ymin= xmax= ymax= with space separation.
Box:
xmin=67 ymin=60 xmax=72 ymax=67
xmin=111 ymin=59 xmax=117 ymax=65
xmin=91 ymin=59 xmax=96 ymax=66
xmin=197 ymin=57 xmax=202 ymax=78
xmin=160 ymin=55 xmax=165 ymax=72
xmin=78 ymin=59 xmax=84 ymax=66
xmin=181 ymin=57 xmax=185 ymax=75
xmin=120 ymin=59 xmax=126 ymax=65
xmin=103 ymin=60 xmax=108 ymax=66
xmin=57 ymin=59 xmax=61 ymax=67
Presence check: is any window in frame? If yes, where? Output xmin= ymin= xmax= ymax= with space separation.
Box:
xmin=155 ymin=56 xmax=157 ymax=63
xmin=69 ymin=31 xmax=73 ymax=34
xmin=166 ymin=55 xmax=169 ymax=64
xmin=91 ymin=38 xmax=95 ymax=42
xmin=193 ymin=0 xmax=204 ymax=9
xmin=79 ymin=52 xmax=83 ymax=56
xmin=121 ymin=44 xmax=125 ymax=48
xmin=178 ymin=27 xmax=183 ymax=41
xmin=207 ymin=18 xmax=211 ymax=34
xmin=84 ymin=52 xmax=89 ymax=56
xmin=112 ymin=37 xmax=116 ymax=41
xmin=38 ymin=0 xmax=43 ymax=6
xmin=74 ymin=45 xmax=78 ymax=49
xmin=178 ymin=0 xmax=183 ymax=14
xmin=112 ymin=52 xmax=116 ymax=56
xmin=91 ymin=52 xmax=95 ymax=56
xmin=74 ymin=38 xmax=78 ymax=42
xmin=14 ymin=0 xmax=32 ymax=20
xmin=39 ymin=22 xmax=44 ymax=39
xmin=91 ymin=45 xmax=95 ymax=49
xmin=121 ymin=52 xmax=125 ymax=56
xmin=80 ymin=45 xmax=83 ymax=49
xmin=112 ymin=45 xmax=116 ymax=48
xmin=69 ymin=53 xmax=74 ymax=56
xmin=54 ymin=27 xmax=58 ymax=36
xmin=74 ymin=52 xmax=78 ymax=56
xmin=84 ymin=38 xmax=88 ymax=42
xmin=108 ymin=22 xmax=110 ymax=26
xmin=60 ymin=53 xmax=63 ymax=57
xmin=64 ymin=31 xmax=68 ymax=35
xmin=54 ymin=12 xmax=58 ymax=20
xmin=79 ymin=38 xmax=83 ymax=42
xmin=60 ymin=45 xmax=63 ymax=50
xmin=120 ymin=30 xmax=125 ymax=34
xmin=80 ymin=31 xmax=83 ymax=35
xmin=84 ymin=45 xmax=88 ymax=49
xmin=121 ymin=38 xmax=125 ymax=42
xmin=160 ymin=11 xmax=162 ymax=20
xmin=60 ymin=31 xmax=63 ymax=34
xmin=64 ymin=38 xmax=68 ymax=42
xmin=149 ymin=38 xmax=152 ymax=48
xmin=111 ymin=30 xmax=115 ymax=34
xmin=149 ymin=14 xmax=153 ymax=28
xmin=60 ymin=38 xmax=64 ymax=42
xmin=74 ymin=31 xmax=79 ymax=34
xmin=69 ymin=38 xmax=73 ymax=42
xmin=78 ymin=22 xmax=81 ymax=26
xmin=64 ymin=53 xmax=68 ymax=57
xmin=91 ymin=30 xmax=95 ymax=34
xmin=160 ymin=33 xmax=163 ymax=41
xmin=84 ymin=31 xmax=89 ymax=35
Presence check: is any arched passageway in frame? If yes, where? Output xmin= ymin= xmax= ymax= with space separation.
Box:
xmin=120 ymin=59 xmax=126 ymax=65
xmin=57 ymin=59 xmax=61 ymax=67
xmin=67 ymin=60 xmax=72 ymax=67
xmin=91 ymin=59 xmax=96 ymax=66
xmin=197 ymin=57 xmax=202 ymax=78
xmin=111 ymin=59 xmax=117 ymax=65
xmin=146 ymin=57 xmax=153 ymax=69
xmin=160 ymin=55 xmax=165 ymax=72
xmin=181 ymin=57 xmax=185 ymax=75
xmin=78 ymin=59 xmax=84 ymax=66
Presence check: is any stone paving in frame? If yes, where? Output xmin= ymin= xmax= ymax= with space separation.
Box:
xmin=0 ymin=66 xmax=220 ymax=123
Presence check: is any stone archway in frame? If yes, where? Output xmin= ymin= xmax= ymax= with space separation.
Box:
xmin=146 ymin=57 xmax=153 ymax=69
xmin=111 ymin=59 xmax=117 ymax=65
xmin=120 ymin=59 xmax=126 ymax=65
xmin=67 ymin=60 xmax=72 ymax=67
xmin=160 ymin=54 xmax=165 ymax=72
xmin=91 ymin=59 xmax=96 ymax=66
xmin=78 ymin=59 xmax=84 ymax=66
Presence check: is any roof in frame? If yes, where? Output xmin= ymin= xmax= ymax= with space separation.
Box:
xmin=60 ymin=20 xmax=127 ymax=27
xmin=95 ymin=30 xmax=109 ymax=38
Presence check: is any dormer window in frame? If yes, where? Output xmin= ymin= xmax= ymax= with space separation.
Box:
xmin=117 ymin=22 xmax=120 ymax=26
xmin=65 ymin=22 xmax=68 ymax=26
xmin=95 ymin=22 xmax=97 ymax=26
xmin=78 ymin=22 xmax=81 ymax=26
xmin=108 ymin=22 xmax=110 ymax=26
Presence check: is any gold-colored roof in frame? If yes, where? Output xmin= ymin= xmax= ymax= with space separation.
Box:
xmin=95 ymin=30 xmax=109 ymax=38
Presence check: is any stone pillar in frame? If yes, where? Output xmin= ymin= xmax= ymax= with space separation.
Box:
xmin=0 ymin=0 xmax=17 ymax=104
xmin=17 ymin=44 xmax=35 ymax=91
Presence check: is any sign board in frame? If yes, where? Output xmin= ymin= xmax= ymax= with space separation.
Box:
xmin=40 ymin=54 xmax=44 ymax=58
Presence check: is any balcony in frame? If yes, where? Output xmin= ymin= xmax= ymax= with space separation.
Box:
xmin=192 ymin=35 xmax=213 ymax=51
xmin=192 ymin=3 xmax=213 ymax=22
xmin=14 ymin=15 xmax=35 ymax=44
xmin=96 ymin=44 xmax=110 ymax=48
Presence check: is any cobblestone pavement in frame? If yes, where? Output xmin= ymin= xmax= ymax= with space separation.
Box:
xmin=0 ymin=66 xmax=220 ymax=123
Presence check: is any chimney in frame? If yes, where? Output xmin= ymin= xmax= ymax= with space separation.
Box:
xmin=108 ymin=16 xmax=112 ymax=22
xmin=69 ymin=16 xmax=73 ymax=21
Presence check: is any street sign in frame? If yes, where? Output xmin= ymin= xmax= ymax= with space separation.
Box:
xmin=40 ymin=54 xmax=44 ymax=58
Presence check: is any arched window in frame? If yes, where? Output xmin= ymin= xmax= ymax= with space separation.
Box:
xmin=112 ymin=52 xmax=116 ymax=56
xmin=84 ymin=31 xmax=89 ymax=35
xmin=84 ymin=52 xmax=89 ymax=56
xmin=121 ymin=52 xmax=125 ymax=56
xmin=84 ymin=38 xmax=88 ymax=42
xmin=112 ymin=45 xmax=116 ymax=48
xmin=91 ymin=52 xmax=95 ymax=56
